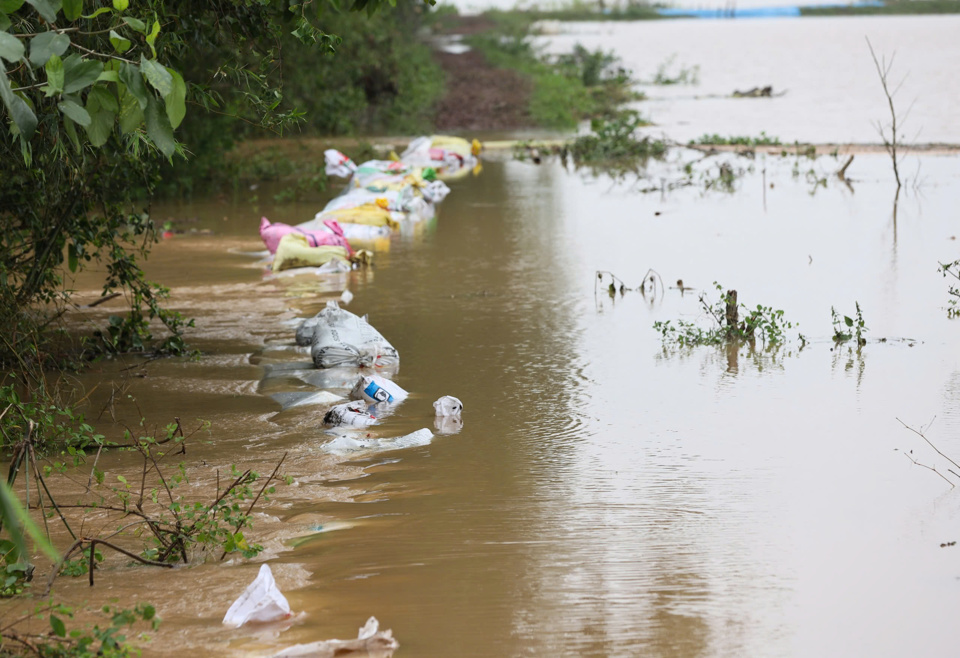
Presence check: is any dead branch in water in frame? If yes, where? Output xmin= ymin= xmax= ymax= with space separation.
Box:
xmin=897 ymin=417 xmax=960 ymax=487
xmin=866 ymin=37 xmax=903 ymax=190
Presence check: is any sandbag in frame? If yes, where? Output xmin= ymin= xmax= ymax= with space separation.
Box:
xmin=272 ymin=234 xmax=349 ymax=273
xmin=323 ymin=400 xmax=377 ymax=428
xmin=310 ymin=301 xmax=399 ymax=369
xmin=321 ymin=428 xmax=432 ymax=456
xmin=350 ymin=375 xmax=408 ymax=405
xmin=324 ymin=149 xmax=357 ymax=178
xmin=260 ymin=217 xmax=353 ymax=256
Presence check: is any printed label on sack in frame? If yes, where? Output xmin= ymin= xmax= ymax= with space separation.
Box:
xmin=363 ymin=382 xmax=392 ymax=403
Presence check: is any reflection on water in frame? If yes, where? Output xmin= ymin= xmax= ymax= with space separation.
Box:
xmin=24 ymin=146 xmax=960 ymax=657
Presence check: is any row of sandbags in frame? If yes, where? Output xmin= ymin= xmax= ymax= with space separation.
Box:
xmin=259 ymin=135 xmax=482 ymax=272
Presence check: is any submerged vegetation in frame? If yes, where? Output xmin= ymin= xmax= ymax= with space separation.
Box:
xmin=692 ymin=132 xmax=782 ymax=147
xmin=939 ymin=260 xmax=960 ymax=318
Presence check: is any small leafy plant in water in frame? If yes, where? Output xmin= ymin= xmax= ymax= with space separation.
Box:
xmin=650 ymin=55 xmax=700 ymax=85
xmin=569 ymin=110 xmax=665 ymax=170
xmin=831 ymin=303 xmax=867 ymax=347
xmin=691 ymin=132 xmax=782 ymax=147
xmin=654 ymin=283 xmax=794 ymax=347
xmin=938 ymin=260 xmax=960 ymax=318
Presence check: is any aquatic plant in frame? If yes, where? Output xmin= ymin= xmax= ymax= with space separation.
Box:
xmin=831 ymin=303 xmax=867 ymax=347
xmin=692 ymin=132 xmax=782 ymax=147
xmin=653 ymin=282 xmax=794 ymax=347
xmin=649 ymin=55 xmax=700 ymax=86
xmin=569 ymin=111 xmax=664 ymax=165
xmin=938 ymin=260 xmax=960 ymax=318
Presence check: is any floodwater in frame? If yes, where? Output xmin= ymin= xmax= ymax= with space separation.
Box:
xmin=537 ymin=15 xmax=960 ymax=145
xmin=4 ymin=14 xmax=960 ymax=658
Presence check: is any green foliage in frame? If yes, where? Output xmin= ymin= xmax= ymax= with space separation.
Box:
xmin=800 ymin=0 xmax=960 ymax=16
xmin=466 ymin=23 xmax=636 ymax=129
xmin=654 ymin=283 xmax=794 ymax=347
xmin=831 ymin=303 xmax=867 ymax=346
xmin=692 ymin=131 xmax=782 ymax=146
xmin=569 ymin=110 xmax=664 ymax=169
xmin=938 ymin=260 xmax=960 ymax=318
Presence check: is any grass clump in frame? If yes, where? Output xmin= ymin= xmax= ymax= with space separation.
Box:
xmin=692 ymin=132 xmax=782 ymax=146
xmin=570 ymin=111 xmax=664 ymax=164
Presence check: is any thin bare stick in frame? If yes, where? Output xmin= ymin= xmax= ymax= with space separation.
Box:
xmin=897 ymin=417 xmax=960 ymax=473
xmin=866 ymin=37 xmax=902 ymax=190
xmin=901 ymin=452 xmax=954 ymax=488
xmin=220 ymin=454 xmax=286 ymax=560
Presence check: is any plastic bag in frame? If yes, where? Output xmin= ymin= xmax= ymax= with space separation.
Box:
xmin=222 ymin=564 xmax=292 ymax=628
xmin=272 ymin=234 xmax=349 ymax=273
xmin=321 ymin=428 xmax=432 ymax=456
xmin=324 ymin=149 xmax=357 ymax=178
xmin=323 ymin=400 xmax=378 ymax=428
xmin=260 ymin=217 xmax=353 ymax=256
xmin=310 ymin=301 xmax=399 ymax=369
xmin=273 ymin=617 xmax=398 ymax=657
xmin=433 ymin=396 xmax=463 ymax=417
xmin=421 ymin=180 xmax=451 ymax=204
xmin=350 ymin=375 xmax=408 ymax=405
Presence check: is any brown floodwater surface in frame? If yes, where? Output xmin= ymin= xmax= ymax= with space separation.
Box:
xmin=6 ymin=147 xmax=960 ymax=657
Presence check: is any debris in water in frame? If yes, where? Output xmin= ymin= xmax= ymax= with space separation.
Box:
xmin=273 ymin=616 xmax=398 ymax=657
xmin=433 ymin=396 xmax=463 ymax=417
xmin=223 ymin=564 xmax=292 ymax=628
xmin=350 ymin=375 xmax=408 ymax=404
xmin=321 ymin=428 xmax=433 ymax=456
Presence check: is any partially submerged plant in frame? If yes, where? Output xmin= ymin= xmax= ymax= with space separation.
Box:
xmin=831 ymin=303 xmax=867 ymax=347
xmin=653 ymin=282 xmax=793 ymax=347
xmin=569 ymin=111 xmax=664 ymax=172
xmin=649 ymin=55 xmax=700 ymax=86
xmin=938 ymin=260 xmax=960 ymax=318
xmin=691 ymin=132 xmax=782 ymax=147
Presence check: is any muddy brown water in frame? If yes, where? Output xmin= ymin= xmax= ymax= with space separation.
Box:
xmin=5 ymin=144 xmax=959 ymax=657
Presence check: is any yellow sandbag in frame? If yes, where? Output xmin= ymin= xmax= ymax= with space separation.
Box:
xmin=319 ymin=205 xmax=400 ymax=228
xmin=273 ymin=234 xmax=349 ymax=272
xmin=429 ymin=135 xmax=483 ymax=157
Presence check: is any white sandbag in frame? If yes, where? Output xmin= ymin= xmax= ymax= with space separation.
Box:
xmin=421 ymin=180 xmax=451 ymax=204
xmin=295 ymin=315 xmax=321 ymax=347
xmin=270 ymin=390 xmax=342 ymax=410
xmin=433 ymin=396 xmax=463 ymax=417
xmin=324 ymin=149 xmax=357 ymax=178
xmin=321 ymin=428 xmax=433 ymax=456
xmin=310 ymin=302 xmax=399 ymax=369
xmin=222 ymin=564 xmax=292 ymax=628
xmin=434 ymin=415 xmax=463 ymax=435
xmin=350 ymin=375 xmax=408 ymax=405
xmin=273 ymin=617 xmax=399 ymax=657
xmin=323 ymin=400 xmax=378 ymax=428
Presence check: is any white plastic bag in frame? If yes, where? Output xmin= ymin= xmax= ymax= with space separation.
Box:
xmin=433 ymin=396 xmax=463 ymax=417
xmin=222 ymin=564 xmax=292 ymax=628
xmin=350 ymin=375 xmax=408 ymax=405
xmin=310 ymin=302 xmax=399 ymax=369
xmin=324 ymin=149 xmax=357 ymax=178
xmin=323 ymin=400 xmax=378 ymax=428
xmin=273 ymin=616 xmax=399 ymax=657
xmin=321 ymin=428 xmax=433 ymax=456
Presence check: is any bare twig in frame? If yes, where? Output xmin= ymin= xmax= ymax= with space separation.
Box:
xmin=897 ymin=417 xmax=960 ymax=474
xmin=866 ymin=37 xmax=903 ymax=190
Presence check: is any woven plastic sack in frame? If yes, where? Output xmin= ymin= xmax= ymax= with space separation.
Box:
xmin=223 ymin=564 xmax=292 ymax=627
xmin=272 ymin=234 xmax=349 ymax=273
xmin=260 ymin=217 xmax=353 ymax=255
xmin=310 ymin=301 xmax=399 ymax=369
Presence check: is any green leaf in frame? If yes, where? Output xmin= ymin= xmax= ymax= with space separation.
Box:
xmin=0 ymin=30 xmax=24 ymax=63
xmin=80 ymin=5 xmax=109 ymax=19
xmin=57 ymin=98 xmax=89 ymax=125
xmin=145 ymin=93 xmax=173 ymax=157
xmin=844 ymin=316 xmax=853 ymax=327
xmin=62 ymin=113 xmax=80 ymax=151
xmin=62 ymin=54 xmax=103 ymax=94
xmin=0 ymin=69 xmax=37 ymax=139
xmin=122 ymin=15 xmax=144 ymax=33
xmin=43 ymin=52 xmax=63 ymax=95
xmin=50 ymin=614 xmax=66 ymax=638
xmin=140 ymin=55 xmax=171 ymax=97
xmin=61 ymin=0 xmax=80 ymax=20
xmin=25 ymin=0 xmax=59 ymax=23
xmin=117 ymin=84 xmax=142 ymax=133
xmin=29 ymin=31 xmax=70 ymax=67
xmin=0 ymin=1 xmax=25 ymax=13
xmin=118 ymin=61 xmax=147 ymax=109
xmin=96 ymin=69 xmax=119 ymax=83
xmin=89 ymin=84 xmax=117 ymax=112
xmin=0 ymin=481 xmax=58 ymax=564
xmin=108 ymin=29 xmax=130 ymax=54
xmin=112 ymin=0 xmax=127 ymax=10
xmin=0 ymin=13 xmax=10 ymax=31
xmin=84 ymin=103 xmax=113 ymax=146
xmin=164 ymin=67 xmax=184 ymax=128
xmin=145 ymin=19 xmax=159 ymax=57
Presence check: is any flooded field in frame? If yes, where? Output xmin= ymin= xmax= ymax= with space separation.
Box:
xmin=4 ymin=13 xmax=959 ymax=658
xmin=538 ymin=15 xmax=960 ymax=145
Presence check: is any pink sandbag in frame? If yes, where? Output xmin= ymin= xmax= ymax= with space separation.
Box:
xmin=259 ymin=217 xmax=354 ymax=256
